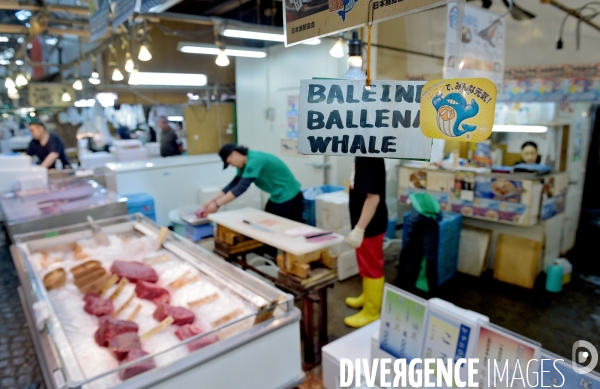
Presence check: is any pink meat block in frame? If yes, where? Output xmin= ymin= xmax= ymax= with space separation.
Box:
xmin=152 ymin=304 xmax=195 ymax=326
xmin=108 ymin=332 xmax=142 ymax=361
xmin=174 ymin=324 xmax=219 ymax=352
xmin=118 ymin=349 xmax=156 ymax=381
xmin=135 ymin=281 xmax=170 ymax=305
xmin=111 ymin=261 xmax=158 ymax=283
xmin=83 ymin=293 xmax=114 ymax=317
xmin=94 ymin=318 xmax=139 ymax=347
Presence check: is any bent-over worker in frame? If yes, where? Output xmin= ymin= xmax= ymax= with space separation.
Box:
xmin=26 ymin=119 xmax=71 ymax=169
xmin=202 ymin=143 xmax=304 ymax=222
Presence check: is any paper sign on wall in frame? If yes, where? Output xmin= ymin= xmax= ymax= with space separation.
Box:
xmin=284 ymin=0 xmax=451 ymax=46
xmin=298 ymin=79 xmax=432 ymax=160
xmin=420 ymin=78 xmax=497 ymax=142
xmin=29 ymin=84 xmax=75 ymax=107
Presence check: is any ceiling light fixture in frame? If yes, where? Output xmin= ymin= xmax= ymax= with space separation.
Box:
xmin=73 ymin=78 xmax=83 ymax=90
xmin=124 ymin=55 xmax=134 ymax=73
xmin=215 ymin=49 xmax=230 ymax=67
xmin=61 ymin=90 xmax=71 ymax=102
xmin=178 ymin=43 xmax=267 ymax=58
xmin=167 ymin=116 xmax=184 ymax=121
xmin=0 ymin=60 xmax=9 ymax=65
xmin=330 ymin=36 xmax=345 ymax=58
xmin=0 ymin=37 xmax=8 ymax=43
xmin=15 ymin=72 xmax=27 ymax=86
xmin=492 ymin=125 xmax=548 ymax=133
xmin=223 ymin=28 xmax=285 ymax=42
xmin=15 ymin=10 xmax=31 ymax=21
xmin=138 ymin=44 xmax=152 ymax=61
xmin=303 ymin=38 xmax=321 ymax=45
xmin=112 ymin=68 xmax=124 ymax=81
xmin=5 ymin=77 xmax=16 ymax=89
xmin=15 ymin=60 xmax=24 ymax=65
xmin=128 ymin=72 xmax=207 ymax=86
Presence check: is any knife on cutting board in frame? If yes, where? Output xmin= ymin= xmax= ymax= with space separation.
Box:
xmin=86 ymin=216 xmax=111 ymax=246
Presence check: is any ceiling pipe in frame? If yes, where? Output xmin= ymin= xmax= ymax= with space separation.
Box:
xmin=0 ymin=0 xmax=89 ymax=16
xmin=544 ymin=0 xmax=600 ymax=33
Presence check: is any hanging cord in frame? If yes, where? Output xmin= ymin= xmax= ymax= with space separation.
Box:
xmin=366 ymin=0 xmax=375 ymax=88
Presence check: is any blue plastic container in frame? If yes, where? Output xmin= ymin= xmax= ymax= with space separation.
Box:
xmin=301 ymin=185 xmax=344 ymax=226
xmin=402 ymin=211 xmax=462 ymax=287
xmin=185 ymin=223 xmax=214 ymax=242
xmin=386 ymin=217 xmax=398 ymax=239
xmin=545 ymin=262 xmax=563 ymax=293
xmin=124 ymin=193 xmax=156 ymax=221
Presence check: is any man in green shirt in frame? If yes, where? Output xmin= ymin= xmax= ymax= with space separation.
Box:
xmin=202 ymin=143 xmax=304 ymax=222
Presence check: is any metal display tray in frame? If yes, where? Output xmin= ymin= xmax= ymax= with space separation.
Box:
xmin=11 ymin=214 xmax=299 ymax=389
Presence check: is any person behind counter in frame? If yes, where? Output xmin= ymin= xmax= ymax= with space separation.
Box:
xmin=201 ymin=143 xmax=303 ymax=222
xmin=517 ymin=141 xmax=541 ymax=164
xmin=344 ymin=157 xmax=387 ymax=328
xmin=26 ymin=119 xmax=71 ymax=169
xmin=158 ymin=116 xmax=183 ymax=157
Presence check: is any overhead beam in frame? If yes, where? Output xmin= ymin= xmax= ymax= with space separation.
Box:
xmin=205 ymin=0 xmax=253 ymax=15
xmin=0 ymin=0 xmax=90 ymax=16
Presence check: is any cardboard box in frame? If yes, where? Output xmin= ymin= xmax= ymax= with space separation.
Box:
xmin=316 ymin=191 xmax=350 ymax=231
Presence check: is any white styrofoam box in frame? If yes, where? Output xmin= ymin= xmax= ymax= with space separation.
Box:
xmin=0 ymin=166 xmax=48 ymax=193
xmin=338 ymin=249 xmax=359 ymax=281
xmin=18 ymin=176 xmax=46 ymax=191
xmin=0 ymin=154 xmax=32 ymax=169
xmin=322 ymin=320 xmax=380 ymax=389
xmin=145 ymin=142 xmax=160 ymax=158
xmin=329 ymin=226 xmax=351 ymax=257
xmin=113 ymin=139 xmax=147 ymax=162
xmin=78 ymin=152 xmax=115 ymax=169
xmin=316 ymin=191 xmax=350 ymax=231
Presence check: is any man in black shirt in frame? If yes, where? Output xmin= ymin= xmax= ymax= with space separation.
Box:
xmin=158 ymin=116 xmax=182 ymax=157
xmin=26 ymin=120 xmax=71 ymax=169
xmin=344 ymin=157 xmax=387 ymax=328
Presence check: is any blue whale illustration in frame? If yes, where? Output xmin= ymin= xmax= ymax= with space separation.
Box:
xmin=432 ymin=92 xmax=479 ymax=137
xmin=338 ymin=0 xmax=358 ymax=21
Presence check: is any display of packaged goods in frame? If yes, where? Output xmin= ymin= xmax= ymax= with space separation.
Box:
xmin=11 ymin=214 xmax=299 ymax=389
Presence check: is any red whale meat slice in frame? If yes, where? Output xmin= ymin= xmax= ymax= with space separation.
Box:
xmin=135 ymin=281 xmax=170 ymax=304
xmin=153 ymin=304 xmax=195 ymax=326
xmin=94 ymin=318 xmax=138 ymax=347
xmin=108 ymin=332 xmax=142 ymax=361
xmin=118 ymin=348 xmax=156 ymax=381
xmin=111 ymin=261 xmax=158 ymax=283
xmin=174 ymin=324 xmax=219 ymax=352
xmin=83 ymin=293 xmax=114 ymax=317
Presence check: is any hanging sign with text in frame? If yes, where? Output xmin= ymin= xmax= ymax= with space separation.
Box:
xmin=285 ymin=0 xmax=452 ymax=46
xmin=420 ymin=77 xmax=497 ymax=142
xmin=297 ymin=79 xmax=432 ymax=160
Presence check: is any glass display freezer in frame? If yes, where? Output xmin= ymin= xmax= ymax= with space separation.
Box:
xmin=10 ymin=214 xmax=304 ymax=389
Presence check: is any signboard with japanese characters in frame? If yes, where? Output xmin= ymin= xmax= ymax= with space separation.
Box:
xmin=443 ymin=3 xmax=506 ymax=92
xmin=285 ymin=0 xmax=451 ymax=46
xmin=379 ymin=284 xmax=428 ymax=361
xmin=29 ymin=84 xmax=75 ymax=108
xmin=89 ymin=0 xmax=109 ymax=42
xmin=420 ymin=77 xmax=497 ymax=142
xmin=297 ymin=79 xmax=432 ymax=160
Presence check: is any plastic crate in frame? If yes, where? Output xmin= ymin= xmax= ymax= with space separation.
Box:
xmin=301 ymin=185 xmax=344 ymax=226
xmin=124 ymin=193 xmax=156 ymax=221
xmin=185 ymin=223 xmax=214 ymax=242
xmin=402 ymin=211 xmax=462 ymax=287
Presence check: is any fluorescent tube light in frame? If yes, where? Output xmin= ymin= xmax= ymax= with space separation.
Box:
xmin=492 ymin=125 xmax=548 ymax=133
xmin=0 ymin=37 xmax=8 ymax=43
xmin=74 ymin=99 xmax=95 ymax=107
xmin=128 ymin=72 xmax=207 ymax=86
xmin=303 ymin=38 xmax=321 ymax=45
xmin=167 ymin=116 xmax=183 ymax=121
xmin=223 ymin=28 xmax=285 ymax=42
xmin=178 ymin=43 xmax=267 ymax=58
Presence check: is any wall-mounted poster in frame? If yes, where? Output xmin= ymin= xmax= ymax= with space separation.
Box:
xmin=475 ymin=176 xmax=523 ymax=203
xmin=379 ymin=284 xmax=428 ymax=361
xmin=443 ymin=4 xmax=506 ymax=92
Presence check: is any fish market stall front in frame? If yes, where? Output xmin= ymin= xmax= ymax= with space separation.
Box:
xmin=10 ymin=214 xmax=303 ymax=389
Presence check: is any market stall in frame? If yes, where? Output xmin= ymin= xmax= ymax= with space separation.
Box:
xmin=11 ymin=214 xmax=303 ymax=389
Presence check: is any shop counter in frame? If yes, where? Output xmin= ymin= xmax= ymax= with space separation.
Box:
xmin=399 ymin=166 xmax=570 ymax=280
xmin=10 ymin=214 xmax=303 ymax=389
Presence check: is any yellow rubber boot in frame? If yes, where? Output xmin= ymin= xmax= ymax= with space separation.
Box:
xmin=344 ymin=277 xmax=384 ymax=328
xmin=345 ymin=290 xmax=364 ymax=309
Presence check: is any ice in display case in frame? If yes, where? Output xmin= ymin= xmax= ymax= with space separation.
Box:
xmin=11 ymin=214 xmax=303 ymax=389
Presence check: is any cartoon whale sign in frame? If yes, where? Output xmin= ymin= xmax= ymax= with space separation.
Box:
xmin=420 ymin=78 xmax=497 ymax=142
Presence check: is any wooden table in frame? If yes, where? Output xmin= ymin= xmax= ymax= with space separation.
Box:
xmin=208 ymin=208 xmax=344 ymax=369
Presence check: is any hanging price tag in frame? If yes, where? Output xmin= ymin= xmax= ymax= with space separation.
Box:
xmin=420 ymin=78 xmax=497 ymax=142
